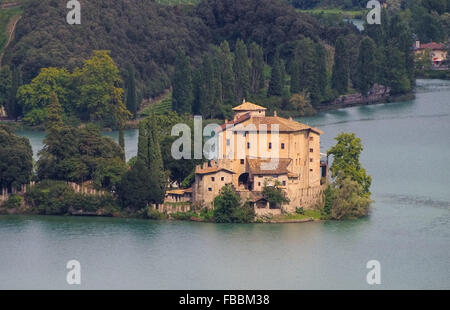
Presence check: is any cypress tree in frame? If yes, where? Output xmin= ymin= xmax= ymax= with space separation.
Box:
xmin=119 ymin=127 xmax=125 ymax=161
xmin=126 ymin=64 xmax=137 ymax=119
xmin=137 ymin=113 xmax=166 ymax=195
xmin=172 ymin=51 xmax=193 ymax=114
xmin=45 ymin=92 xmax=64 ymax=132
xmin=290 ymin=60 xmax=301 ymax=94
xmin=233 ymin=39 xmax=250 ymax=101
xmin=355 ymin=37 xmax=377 ymax=96
xmin=311 ymin=43 xmax=328 ymax=105
xmin=268 ymin=51 xmax=283 ymax=97
xmin=249 ymin=42 xmax=265 ymax=94
xmin=332 ymin=36 xmax=350 ymax=95
xmin=219 ymin=41 xmax=235 ymax=105
xmin=296 ymin=38 xmax=316 ymax=93
xmin=6 ymin=67 xmax=21 ymax=120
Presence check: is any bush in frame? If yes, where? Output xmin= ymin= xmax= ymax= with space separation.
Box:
xmin=25 ymin=180 xmax=119 ymax=215
xmin=3 ymin=194 xmax=22 ymax=209
xmin=295 ymin=207 xmax=304 ymax=215
xmin=213 ymin=184 xmax=256 ymax=223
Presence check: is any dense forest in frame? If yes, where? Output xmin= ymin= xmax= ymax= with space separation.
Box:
xmin=2 ymin=0 xmax=441 ymax=124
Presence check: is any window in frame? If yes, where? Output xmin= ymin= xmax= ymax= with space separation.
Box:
xmin=281 ymin=143 xmax=285 ymax=149
xmin=247 ymin=142 xmax=251 ymax=149
xmin=211 ymin=177 xmax=215 ymax=182
xmin=310 ymin=158 xmax=313 ymax=163
xmin=310 ymin=148 xmax=313 ymax=153
xmin=240 ymin=159 xmax=245 ymax=165
xmin=208 ymin=188 xmax=212 ymax=191
xmin=310 ymin=169 xmax=313 ymax=172
xmin=221 ymin=177 xmax=224 ymax=181
xmin=226 ymin=139 xmax=230 ymax=146
xmin=282 ymin=181 xmax=286 ymax=186
xmin=268 ymin=142 xmax=272 ymax=149
xmin=309 ymin=136 xmax=314 ymax=142
xmin=258 ymin=182 xmax=261 ymax=186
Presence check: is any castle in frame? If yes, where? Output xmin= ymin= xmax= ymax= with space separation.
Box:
xmin=165 ymin=101 xmax=328 ymax=216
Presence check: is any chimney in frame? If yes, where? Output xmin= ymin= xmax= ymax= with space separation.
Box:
xmin=274 ymin=110 xmax=277 ymax=117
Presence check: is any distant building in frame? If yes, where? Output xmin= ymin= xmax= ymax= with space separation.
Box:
xmin=180 ymin=101 xmax=328 ymax=216
xmin=414 ymin=41 xmax=448 ymax=66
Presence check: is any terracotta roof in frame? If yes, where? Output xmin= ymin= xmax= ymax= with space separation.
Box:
xmin=218 ymin=112 xmax=250 ymax=131
xmin=417 ymin=42 xmax=445 ymax=50
xmin=195 ymin=166 xmax=235 ymax=175
xmin=232 ymin=101 xmax=267 ymax=111
xmin=248 ymin=158 xmax=292 ymax=175
xmin=232 ymin=116 xmax=324 ymax=134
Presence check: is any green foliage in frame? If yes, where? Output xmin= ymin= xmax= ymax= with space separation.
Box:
xmin=262 ymin=179 xmax=290 ymax=208
xmin=126 ymin=64 xmax=138 ymax=118
xmin=327 ymin=176 xmax=372 ymax=220
xmin=0 ymin=124 xmax=33 ymax=191
xmin=0 ymin=66 xmax=12 ymax=109
xmin=2 ymin=194 xmax=22 ymax=209
xmin=234 ymin=39 xmax=251 ymax=101
xmin=137 ymin=113 xmax=167 ymax=191
xmin=37 ymin=124 xmax=125 ymax=185
xmin=287 ymin=92 xmax=316 ymax=116
xmin=295 ymin=207 xmax=305 ymax=215
xmin=331 ymin=36 xmax=349 ymax=94
xmin=355 ymin=37 xmax=377 ymax=95
xmin=92 ymin=158 xmax=127 ymax=191
xmin=172 ymin=51 xmax=194 ymax=114
xmin=45 ymin=92 xmax=63 ymax=132
xmin=25 ymin=180 xmax=74 ymax=215
xmin=213 ymin=184 xmax=255 ymax=223
xmin=117 ymin=160 xmax=165 ymax=210
xmin=268 ymin=51 xmax=283 ymax=97
xmin=327 ymin=132 xmax=372 ymax=194
xmin=325 ymin=132 xmax=372 ymax=220
xmin=25 ymin=180 xmax=119 ymax=215
xmin=17 ymin=51 xmax=130 ymax=127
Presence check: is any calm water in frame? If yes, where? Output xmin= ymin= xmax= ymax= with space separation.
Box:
xmin=2 ymin=79 xmax=449 ymax=289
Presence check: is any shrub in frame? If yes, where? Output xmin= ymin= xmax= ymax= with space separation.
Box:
xmin=295 ymin=207 xmax=304 ymax=215
xmin=213 ymin=184 xmax=255 ymax=223
xmin=3 ymin=194 xmax=22 ymax=209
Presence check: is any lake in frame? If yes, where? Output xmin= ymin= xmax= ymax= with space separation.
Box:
xmin=1 ymin=79 xmax=449 ymax=289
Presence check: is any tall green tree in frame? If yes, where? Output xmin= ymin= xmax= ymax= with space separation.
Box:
xmin=76 ymin=50 xmax=127 ymax=124
xmin=219 ymin=41 xmax=236 ymax=106
xmin=268 ymin=51 xmax=283 ymax=97
xmin=233 ymin=39 xmax=251 ymax=101
xmin=172 ymin=51 xmax=194 ymax=114
xmin=327 ymin=133 xmax=372 ymax=195
xmin=311 ymin=43 xmax=328 ymax=105
xmin=249 ymin=42 xmax=265 ymax=94
xmin=0 ymin=66 xmax=12 ymax=113
xmin=289 ymin=60 xmax=301 ymax=94
xmin=7 ymin=67 xmax=22 ymax=121
xmin=137 ymin=113 xmax=166 ymax=194
xmin=126 ymin=64 xmax=138 ymax=119
xmin=45 ymin=92 xmax=64 ymax=133
xmin=355 ymin=37 xmax=377 ymax=95
xmin=332 ymin=36 xmax=350 ymax=95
